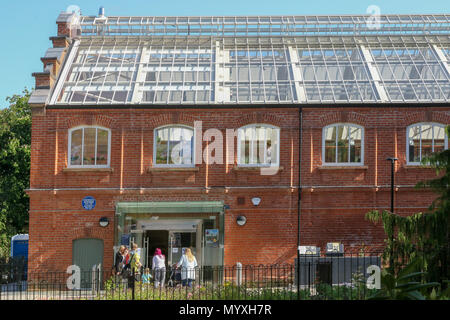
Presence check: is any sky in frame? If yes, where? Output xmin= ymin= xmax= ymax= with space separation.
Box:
xmin=0 ymin=0 xmax=448 ymax=108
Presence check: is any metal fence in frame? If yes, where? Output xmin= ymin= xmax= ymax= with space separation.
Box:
xmin=0 ymin=254 xmax=384 ymax=300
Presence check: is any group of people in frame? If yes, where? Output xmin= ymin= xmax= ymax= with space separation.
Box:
xmin=114 ymin=243 xmax=198 ymax=288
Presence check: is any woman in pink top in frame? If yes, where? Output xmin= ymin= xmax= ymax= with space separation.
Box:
xmin=152 ymin=248 xmax=166 ymax=288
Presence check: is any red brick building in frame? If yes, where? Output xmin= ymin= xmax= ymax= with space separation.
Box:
xmin=27 ymin=10 xmax=450 ymax=273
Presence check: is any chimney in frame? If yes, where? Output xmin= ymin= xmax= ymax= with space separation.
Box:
xmin=29 ymin=9 xmax=80 ymax=110
xmin=56 ymin=11 xmax=81 ymax=38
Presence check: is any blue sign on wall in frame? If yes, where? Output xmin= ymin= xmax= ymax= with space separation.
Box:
xmin=82 ymin=196 xmax=96 ymax=210
xmin=121 ymin=234 xmax=130 ymax=246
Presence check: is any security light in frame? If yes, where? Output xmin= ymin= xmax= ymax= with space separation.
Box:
xmin=236 ymin=216 xmax=247 ymax=226
xmin=251 ymin=198 xmax=261 ymax=206
xmin=99 ymin=217 xmax=109 ymax=227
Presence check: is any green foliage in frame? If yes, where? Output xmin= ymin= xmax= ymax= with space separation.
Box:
xmin=368 ymin=258 xmax=440 ymax=300
xmin=365 ymin=125 xmax=449 ymax=284
xmin=0 ymin=89 xmax=31 ymax=258
xmin=426 ymin=280 xmax=450 ymax=300
xmin=313 ymin=283 xmax=377 ymax=300
xmin=98 ymin=276 xmax=378 ymax=300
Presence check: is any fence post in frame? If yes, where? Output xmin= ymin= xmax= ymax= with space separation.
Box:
xmin=91 ymin=266 xmax=96 ymax=297
xmin=235 ymin=262 xmax=242 ymax=287
xmin=131 ymin=268 xmax=135 ymax=300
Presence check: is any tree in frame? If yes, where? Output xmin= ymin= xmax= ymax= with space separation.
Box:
xmin=366 ymin=125 xmax=449 ymax=285
xmin=0 ymin=89 xmax=31 ymax=259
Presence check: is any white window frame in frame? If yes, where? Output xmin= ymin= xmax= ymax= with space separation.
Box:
xmin=322 ymin=123 xmax=364 ymax=166
xmin=68 ymin=126 xmax=111 ymax=168
xmin=153 ymin=125 xmax=196 ymax=167
xmin=406 ymin=122 xmax=448 ymax=165
xmin=237 ymin=124 xmax=281 ymax=167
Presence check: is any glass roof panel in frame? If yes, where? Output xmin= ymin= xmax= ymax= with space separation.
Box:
xmin=294 ymin=45 xmax=379 ymax=102
xmin=367 ymin=43 xmax=450 ymax=101
xmin=51 ymin=22 xmax=450 ymax=105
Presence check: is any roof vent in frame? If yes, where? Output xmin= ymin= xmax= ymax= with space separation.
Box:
xmin=98 ymin=6 xmax=105 ymax=18
xmin=94 ymin=6 xmax=107 ymax=31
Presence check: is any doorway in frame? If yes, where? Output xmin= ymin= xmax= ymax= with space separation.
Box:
xmin=145 ymin=230 xmax=169 ymax=268
xmin=144 ymin=230 xmax=198 ymax=268
xmin=72 ymin=238 xmax=103 ymax=289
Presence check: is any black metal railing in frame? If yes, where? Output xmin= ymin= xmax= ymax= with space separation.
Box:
xmin=0 ymin=253 xmax=387 ymax=300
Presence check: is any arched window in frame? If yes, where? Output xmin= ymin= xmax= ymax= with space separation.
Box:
xmin=154 ymin=125 xmax=194 ymax=166
xmin=68 ymin=126 xmax=111 ymax=167
xmin=323 ymin=123 xmax=364 ymax=165
xmin=407 ymin=123 xmax=448 ymax=164
xmin=237 ymin=124 xmax=280 ymax=166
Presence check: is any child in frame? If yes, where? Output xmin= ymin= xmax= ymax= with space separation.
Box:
xmin=142 ymin=268 xmax=152 ymax=284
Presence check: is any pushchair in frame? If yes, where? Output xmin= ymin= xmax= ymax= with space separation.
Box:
xmin=167 ymin=265 xmax=182 ymax=287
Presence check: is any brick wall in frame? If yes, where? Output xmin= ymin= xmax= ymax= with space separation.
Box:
xmin=300 ymin=107 xmax=450 ymax=252
xmin=28 ymin=108 xmax=300 ymax=271
xmin=28 ymin=107 xmax=450 ymax=272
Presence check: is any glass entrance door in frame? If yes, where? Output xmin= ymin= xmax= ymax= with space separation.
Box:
xmin=168 ymin=231 xmax=197 ymax=266
xmin=145 ymin=230 xmax=169 ymax=268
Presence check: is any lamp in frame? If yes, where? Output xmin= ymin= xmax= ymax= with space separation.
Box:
xmin=251 ymin=197 xmax=261 ymax=206
xmin=236 ymin=216 xmax=247 ymax=226
xmin=99 ymin=217 xmax=109 ymax=227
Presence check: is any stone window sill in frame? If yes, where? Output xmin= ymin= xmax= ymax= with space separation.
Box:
xmin=148 ymin=167 xmax=199 ymax=172
xmin=318 ymin=165 xmax=368 ymax=170
xmin=403 ymin=165 xmax=433 ymax=169
xmin=63 ymin=167 xmax=114 ymax=173
xmin=233 ymin=165 xmax=284 ymax=172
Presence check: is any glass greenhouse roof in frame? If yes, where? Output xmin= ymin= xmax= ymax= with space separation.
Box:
xmin=49 ymin=14 xmax=450 ymax=105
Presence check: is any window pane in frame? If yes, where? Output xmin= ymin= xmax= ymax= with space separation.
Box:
xmin=267 ymin=127 xmax=278 ymax=165
xmin=349 ymin=126 xmax=362 ymax=162
xmin=97 ymin=129 xmax=109 ymax=165
xmin=249 ymin=127 xmax=257 ymax=164
xmin=240 ymin=129 xmax=248 ymax=164
xmin=169 ymin=127 xmax=181 ymax=165
xmin=83 ymin=128 xmax=96 ymax=165
xmin=337 ymin=125 xmax=349 ymax=163
xmin=325 ymin=126 xmax=336 ymax=163
xmin=255 ymin=127 xmax=265 ymax=164
xmin=182 ymin=129 xmax=194 ymax=164
xmin=156 ymin=128 xmax=169 ymax=164
xmin=421 ymin=124 xmax=433 ymax=159
xmin=433 ymin=125 xmax=445 ymax=153
xmin=70 ymin=129 xmax=83 ymax=165
xmin=409 ymin=126 xmax=421 ymax=162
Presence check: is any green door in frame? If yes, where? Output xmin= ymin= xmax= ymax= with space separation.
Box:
xmin=72 ymin=238 xmax=104 ymax=289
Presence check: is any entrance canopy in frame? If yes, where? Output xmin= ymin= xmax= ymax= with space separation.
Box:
xmin=116 ymin=201 xmax=225 ymax=215
xmin=138 ymin=219 xmax=202 ymax=231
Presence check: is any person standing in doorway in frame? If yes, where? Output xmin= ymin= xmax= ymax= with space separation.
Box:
xmin=152 ymin=248 xmax=166 ymax=288
xmin=176 ymin=248 xmax=198 ymax=288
